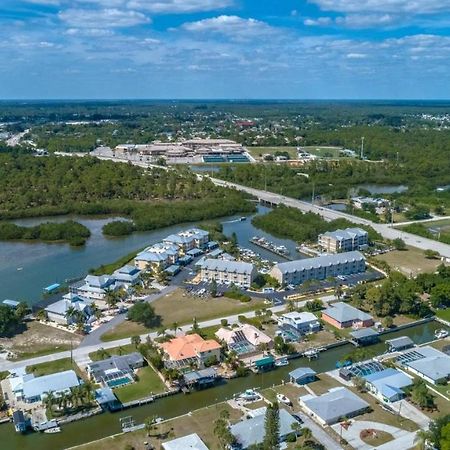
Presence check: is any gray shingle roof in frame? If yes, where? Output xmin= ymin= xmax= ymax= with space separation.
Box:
xmin=201 ymin=258 xmax=254 ymax=274
xmin=274 ymin=251 xmax=365 ymax=274
xmin=323 ymin=302 xmax=372 ymax=323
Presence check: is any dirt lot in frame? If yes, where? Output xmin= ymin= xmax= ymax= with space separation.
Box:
xmin=375 ymin=246 xmax=445 ymax=276
xmin=0 ymin=321 xmax=82 ymax=360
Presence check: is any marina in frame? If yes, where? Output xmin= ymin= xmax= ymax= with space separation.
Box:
xmin=250 ymin=236 xmax=292 ymax=259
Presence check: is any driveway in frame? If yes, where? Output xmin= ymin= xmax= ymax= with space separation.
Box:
xmin=332 ymin=419 xmax=416 ymax=450
xmin=390 ymin=399 xmax=430 ymax=429
xmin=296 ymin=412 xmax=344 ymax=450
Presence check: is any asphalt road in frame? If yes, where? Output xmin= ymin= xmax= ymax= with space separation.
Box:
xmin=210 ymin=178 xmax=450 ymax=258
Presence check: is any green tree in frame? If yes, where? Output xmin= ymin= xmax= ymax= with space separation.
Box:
xmin=393 ymin=238 xmax=406 ymax=250
xmin=127 ymin=302 xmax=159 ymax=328
xmin=131 ymin=335 xmax=141 ymax=348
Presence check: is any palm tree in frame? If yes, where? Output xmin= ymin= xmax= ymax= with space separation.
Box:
xmin=334 ymin=283 xmax=344 ymax=301
xmin=82 ymin=381 xmax=95 ymax=405
xmin=43 ymin=391 xmax=55 ymax=411
xmin=301 ymin=427 xmax=312 ymax=441
xmin=131 ymin=335 xmax=141 ymax=348
xmin=144 ymin=415 xmax=158 ymax=436
xmin=414 ymin=429 xmax=432 ymax=450
xmin=65 ymin=305 xmax=77 ymax=324
xmin=287 ymin=300 xmax=296 ymax=312
xmin=105 ymin=289 xmax=119 ymax=309
xmin=291 ymin=421 xmax=302 ymax=436
xmin=171 ymin=322 xmax=181 ymax=336
xmin=36 ymin=308 xmax=47 ymax=322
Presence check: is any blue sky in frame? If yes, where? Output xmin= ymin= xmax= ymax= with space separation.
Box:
xmin=1 ymin=0 xmax=450 ymax=99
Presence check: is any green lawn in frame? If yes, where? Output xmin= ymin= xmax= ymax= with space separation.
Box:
xmin=114 ymin=366 xmax=165 ymax=404
xmin=436 ymin=308 xmax=450 ymax=322
xmin=26 ymin=357 xmax=83 ymax=378
xmin=88 ymin=343 xmax=137 ymax=361
xmin=247 ymin=146 xmax=343 ymax=159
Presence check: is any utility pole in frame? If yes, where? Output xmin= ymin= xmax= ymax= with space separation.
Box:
xmin=311 ymin=183 xmax=315 ymax=205
xmin=360 ymin=136 xmax=365 ymax=159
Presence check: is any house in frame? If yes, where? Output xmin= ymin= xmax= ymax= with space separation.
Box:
xmin=363 ymin=368 xmax=413 ymax=402
xmin=299 ymin=387 xmax=370 ymax=426
xmin=321 ymin=302 xmax=373 ymax=329
xmin=279 ymin=311 xmax=321 ymax=334
xmin=350 ymin=328 xmax=379 ymax=346
xmin=160 ymin=334 xmax=222 ymax=369
xmin=112 ymin=264 xmax=141 ymax=287
xmin=86 ymin=352 xmax=144 ymax=386
xmin=289 ymin=367 xmax=317 ymax=385
xmin=44 ymin=293 xmax=92 ymax=326
xmin=230 ymin=408 xmax=299 ymax=448
xmin=200 ymin=259 xmax=256 ymax=288
xmin=135 ymin=243 xmax=179 ymax=271
xmin=318 ymin=228 xmax=368 ymax=253
xmin=162 ymin=433 xmax=209 ymax=450
xmin=12 ymin=410 xmax=28 ymax=433
xmin=71 ymin=275 xmax=116 ymax=300
xmin=351 ymin=196 xmax=390 ymax=214
xmin=386 ymin=336 xmax=415 ymax=352
xmin=10 ymin=370 xmax=80 ymax=403
xmin=216 ymin=324 xmax=273 ymax=355
xmin=397 ymin=346 xmax=450 ymax=385
xmin=270 ymin=251 xmax=366 ymax=286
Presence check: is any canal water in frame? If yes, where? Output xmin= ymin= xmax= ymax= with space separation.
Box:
xmin=0 ymin=206 xmax=301 ymax=305
xmin=0 ymin=321 xmax=443 ymax=450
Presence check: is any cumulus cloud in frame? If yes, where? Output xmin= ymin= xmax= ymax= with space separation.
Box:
xmin=304 ymin=17 xmax=333 ymax=26
xmin=58 ymin=8 xmax=150 ymax=28
xmin=179 ymin=15 xmax=277 ymax=40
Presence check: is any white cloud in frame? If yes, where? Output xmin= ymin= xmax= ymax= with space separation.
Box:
xmin=180 ymin=15 xmax=277 ymax=40
xmin=346 ymin=52 xmax=367 ymax=59
xmin=66 ymin=28 xmax=114 ymax=37
xmin=335 ymin=14 xmax=396 ymax=28
xmin=308 ymin=0 xmax=450 ymax=15
xmin=304 ymin=17 xmax=332 ymax=26
xmin=128 ymin=0 xmax=233 ymax=14
xmin=59 ymin=8 xmax=150 ymax=28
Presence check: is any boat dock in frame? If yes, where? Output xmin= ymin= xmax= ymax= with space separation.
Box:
xmin=250 ymin=236 xmax=292 ymax=260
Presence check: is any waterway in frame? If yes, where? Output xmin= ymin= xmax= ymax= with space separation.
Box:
xmin=0 ymin=320 xmax=444 ymax=450
xmin=0 ymin=206 xmax=302 ymax=305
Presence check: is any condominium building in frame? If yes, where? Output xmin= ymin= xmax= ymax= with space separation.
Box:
xmin=164 ymin=228 xmax=209 ymax=253
xmin=318 ymin=228 xmax=368 ymax=253
xmin=200 ymin=259 xmax=256 ymax=288
xmin=135 ymin=243 xmax=179 ymax=271
xmin=269 ymin=251 xmax=365 ymax=286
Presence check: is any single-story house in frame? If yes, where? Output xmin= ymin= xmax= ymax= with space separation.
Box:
xmin=299 ymin=387 xmax=370 ymax=426
xmin=363 ymin=368 xmax=413 ymax=403
xmin=279 ymin=311 xmax=321 ymax=334
xmin=386 ymin=336 xmax=415 ymax=353
xmin=397 ymin=346 xmax=450 ymax=385
xmin=321 ymin=302 xmax=373 ymax=329
xmin=161 ymin=334 xmax=222 ymax=369
xmin=86 ymin=352 xmax=144 ymax=386
xmin=289 ymin=367 xmax=317 ymax=385
xmin=45 ymin=293 xmax=92 ymax=326
xmin=216 ymin=324 xmax=273 ymax=355
xmin=350 ymin=328 xmax=379 ymax=346
xmin=230 ymin=408 xmax=299 ymax=448
xmin=162 ymin=433 xmax=209 ymax=450
xmin=10 ymin=369 xmax=80 ymax=403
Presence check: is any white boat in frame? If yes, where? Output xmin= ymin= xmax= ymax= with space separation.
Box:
xmin=276 ymin=393 xmax=292 ymax=406
xmin=435 ymin=329 xmax=449 ymax=339
xmin=238 ymin=389 xmax=260 ymax=401
xmin=275 ymin=358 xmax=289 ymax=367
xmin=44 ymin=427 xmax=61 ymax=433
xmin=304 ymin=349 xmax=319 ymax=359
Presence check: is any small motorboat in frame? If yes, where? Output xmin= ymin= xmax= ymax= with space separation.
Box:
xmin=44 ymin=427 xmax=61 ymax=434
xmin=304 ymin=349 xmax=319 ymax=359
xmin=240 ymin=217 xmax=247 ymax=221
xmin=275 ymin=358 xmax=289 ymax=367
xmin=238 ymin=389 xmax=260 ymax=401
xmin=276 ymin=393 xmax=292 ymax=406
xmin=435 ymin=329 xmax=449 ymax=339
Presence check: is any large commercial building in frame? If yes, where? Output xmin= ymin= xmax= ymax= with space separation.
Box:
xmin=200 ymin=259 xmax=256 ymax=288
xmin=270 ymin=251 xmax=365 ymax=286
xmin=318 ymin=228 xmax=368 ymax=253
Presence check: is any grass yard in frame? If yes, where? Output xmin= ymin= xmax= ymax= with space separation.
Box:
xmin=114 ymin=366 xmax=165 ymax=404
xmin=88 ymin=343 xmax=137 ymax=361
xmin=101 ymin=288 xmax=264 ymax=342
xmin=74 ymin=401 xmax=242 ymax=450
xmin=307 ymin=373 xmax=342 ymax=396
xmin=360 ymin=429 xmax=394 ymax=446
xmin=375 ymin=246 xmax=444 ymax=276
xmin=0 ymin=321 xmax=82 ymax=360
xmin=26 ymin=357 xmax=83 ymax=378
xmin=436 ymin=309 xmax=450 ymax=322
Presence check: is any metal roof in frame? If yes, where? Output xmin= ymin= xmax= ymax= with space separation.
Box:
xmin=323 ymin=302 xmax=372 ymax=324
xmin=386 ymin=336 xmax=414 ymax=349
xmin=363 ymin=368 xmax=412 ymax=400
xmin=350 ymin=328 xmax=379 ymax=339
xmin=289 ymin=367 xmax=316 ymax=379
xmin=274 ymin=251 xmax=365 ymax=274
xmin=162 ymin=433 xmax=209 ymax=450
xmin=201 ymin=258 xmax=254 ymax=274
xmin=22 ymin=370 xmax=79 ymax=400
xmin=321 ymin=228 xmax=368 ymax=241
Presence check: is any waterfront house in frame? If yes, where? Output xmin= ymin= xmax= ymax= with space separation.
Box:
xmin=135 ymin=242 xmax=179 ymax=271
xmin=363 ymin=368 xmax=412 ymax=402
xmin=216 ymin=324 xmax=273 ymax=356
xmin=350 ymin=328 xmax=379 ymax=346
xmin=230 ymin=408 xmax=298 ymax=448
xmin=72 ymin=274 xmax=117 ymax=300
xmin=386 ymin=336 xmax=415 ymax=352
xmin=396 ymin=346 xmax=450 ymax=385
xmin=10 ymin=369 xmax=80 ymax=403
xmin=279 ymin=311 xmax=321 ymax=334
xmin=161 ymin=334 xmax=222 ymax=369
xmin=318 ymin=228 xmax=368 ymax=253
xmin=289 ymin=367 xmax=317 ymax=385
xmin=162 ymin=433 xmax=209 ymax=450
xmin=86 ymin=352 xmax=144 ymax=386
xmin=270 ymin=251 xmax=366 ymax=286
xmin=299 ymin=387 xmax=370 ymax=426
xmin=112 ymin=264 xmax=141 ymax=287
xmin=321 ymin=302 xmax=373 ymax=329
xmin=200 ymin=259 xmax=256 ymax=288
xmin=182 ymin=367 xmax=219 ymax=390
xmin=45 ymin=292 xmax=92 ymax=326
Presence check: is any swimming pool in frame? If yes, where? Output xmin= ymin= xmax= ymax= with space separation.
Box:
xmin=106 ymin=376 xmax=132 ymax=388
